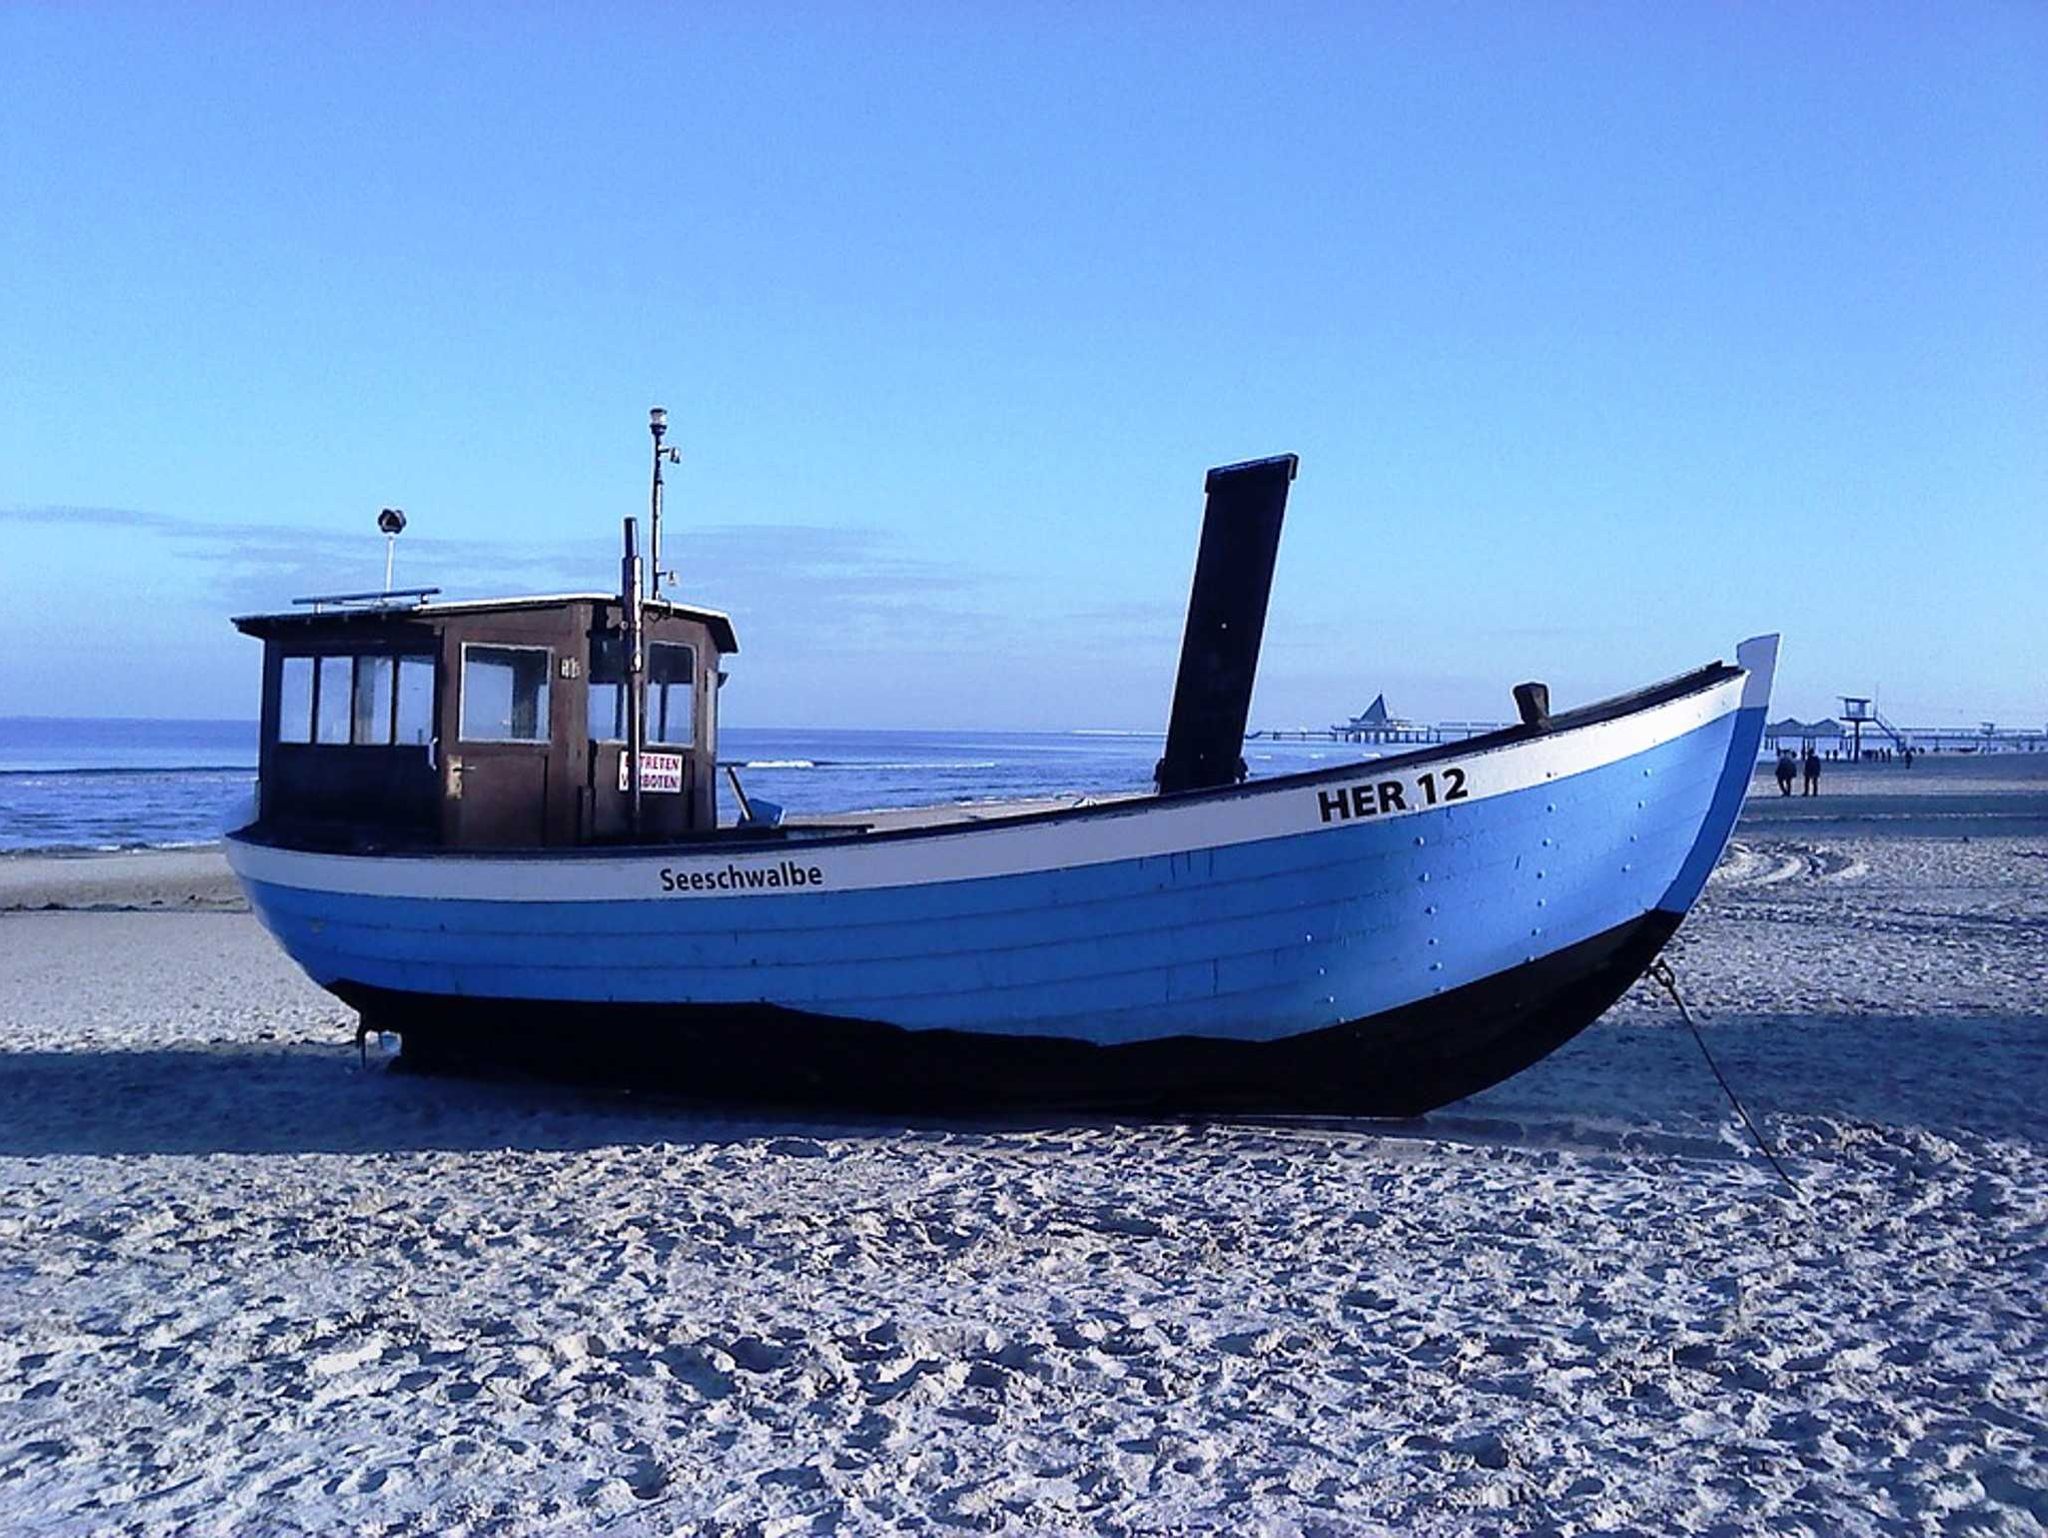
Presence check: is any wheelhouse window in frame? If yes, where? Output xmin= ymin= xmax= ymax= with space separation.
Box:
xmin=461 ymin=644 xmax=551 ymax=742
xmin=278 ymin=657 xmax=315 ymax=743
xmin=649 ymin=642 xmax=695 ymax=746
xmin=352 ymin=656 xmax=395 ymax=745
xmin=395 ymin=657 xmax=434 ymax=746
xmin=587 ymin=633 xmax=626 ymax=743
xmin=586 ymin=636 xmax=694 ymax=745
xmin=274 ymin=651 xmax=435 ymax=749
xmin=314 ymin=657 xmax=353 ymax=744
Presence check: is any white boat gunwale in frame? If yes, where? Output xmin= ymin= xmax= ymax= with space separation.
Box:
xmin=230 ymin=654 xmax=1751 ymax=868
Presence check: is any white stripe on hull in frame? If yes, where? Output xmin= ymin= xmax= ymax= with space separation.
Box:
xmin=228 ymin=673 xmax=1747 ymax=903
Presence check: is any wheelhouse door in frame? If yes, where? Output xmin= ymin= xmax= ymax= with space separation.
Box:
xmin=450 ymin=642 xmax=552 ymax=848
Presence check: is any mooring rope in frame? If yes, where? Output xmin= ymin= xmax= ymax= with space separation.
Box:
xmin=1646 ymin=958 xmax=1803 ymax=1202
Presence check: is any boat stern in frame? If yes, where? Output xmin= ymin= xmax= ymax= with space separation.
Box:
xmin=223 ymin=833 xmax=347 ymax=991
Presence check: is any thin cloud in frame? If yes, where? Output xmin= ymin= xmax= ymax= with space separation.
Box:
xmin=2 ymin=503 xmax=1011 ymax=649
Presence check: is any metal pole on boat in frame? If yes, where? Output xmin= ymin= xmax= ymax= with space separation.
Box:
xmin=623 ymin=515 xmax=646 ymax=835
xmin=648 ymin=407 xmax=680 ymax=600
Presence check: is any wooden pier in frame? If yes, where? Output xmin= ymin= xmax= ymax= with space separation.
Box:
xmin=1764 ymin=702 xmax=2044 ymax=757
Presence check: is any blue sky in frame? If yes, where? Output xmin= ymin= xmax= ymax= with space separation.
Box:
xmin=3 ymin=4 xmax=2042 ymax=730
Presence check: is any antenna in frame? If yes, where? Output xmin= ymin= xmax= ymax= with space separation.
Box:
xmin=377 ymin=507 xmax=407 ymax=593
xmin=648 ymin=406 xmax=681 ymax=599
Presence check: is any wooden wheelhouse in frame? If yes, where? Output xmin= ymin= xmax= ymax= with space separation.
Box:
xmin=236 ymin=593 xmax=738 ymax=851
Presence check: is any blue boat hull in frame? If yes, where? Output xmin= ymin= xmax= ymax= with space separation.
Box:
xmin=327 ymin=909 xmax=1678 ymax=1113
xmin=227 ymin=639 xmax=1776 ymax=1113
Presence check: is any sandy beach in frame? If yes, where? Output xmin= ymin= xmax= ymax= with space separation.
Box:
xmin=2 ymin=755 xmax=2043 ymax=1535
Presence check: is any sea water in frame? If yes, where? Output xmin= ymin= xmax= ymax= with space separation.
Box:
xmin=0 ymin=719 xmax=260 ymax=854
xmin=0 ymin=718 xmax=1358 ymax=854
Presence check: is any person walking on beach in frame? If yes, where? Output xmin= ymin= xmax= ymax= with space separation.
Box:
xmin=1776 ymin=749 xmax=1797 ymax=796
xmin=1803 ymin=745 xmax=1821 ymax=796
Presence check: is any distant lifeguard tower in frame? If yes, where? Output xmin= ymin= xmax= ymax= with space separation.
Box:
xmin=1839 ymin=695 xmax=1910 ymax=758
xmin=1840 ymin=697 xmax=1873 ymax=759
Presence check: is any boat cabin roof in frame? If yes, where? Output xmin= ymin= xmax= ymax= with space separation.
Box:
xmin=233 ymin=593 xmax=739 ymax=654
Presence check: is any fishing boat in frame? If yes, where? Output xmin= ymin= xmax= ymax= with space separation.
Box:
xmin=225 ymin=420 xmax=1777 ymax=1113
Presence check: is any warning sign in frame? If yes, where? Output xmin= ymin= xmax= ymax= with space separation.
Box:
xmin=620 ymin=750 xmax=684 ymax=794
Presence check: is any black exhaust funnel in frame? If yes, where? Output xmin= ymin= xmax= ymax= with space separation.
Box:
xmin=1155 ymin=453 xmax=1299 ymax=795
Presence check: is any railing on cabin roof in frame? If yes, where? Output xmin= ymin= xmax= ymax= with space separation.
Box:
xmin=290 ymin=587 xmax=442 ymax=614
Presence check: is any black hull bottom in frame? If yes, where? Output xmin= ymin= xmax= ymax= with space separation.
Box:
xmin=336 ymin=911 xmax=1682 ymax=1118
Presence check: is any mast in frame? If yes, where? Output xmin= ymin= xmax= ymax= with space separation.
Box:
xmin=1155 ymin=454 xmax=1298 ymax=795
xmin=648 ymin=406 xmax=680 ymax=600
